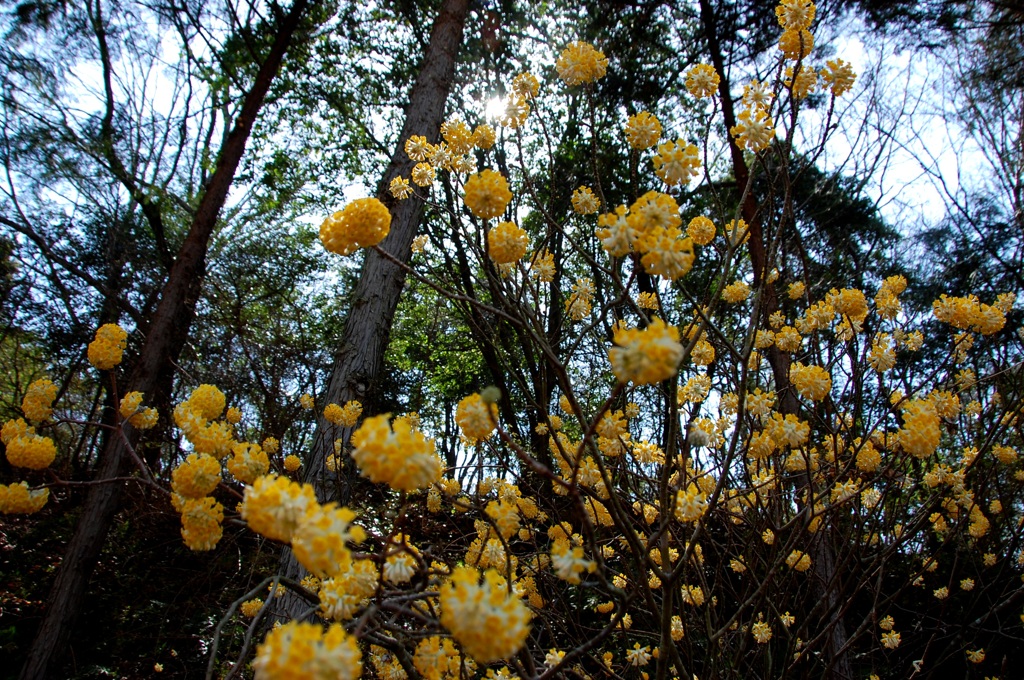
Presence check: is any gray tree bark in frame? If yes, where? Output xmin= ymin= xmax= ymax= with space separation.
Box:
xmin=276 ymin=0 xmax=470 ymax=616
xmin=18 ymin=1 xmax=309 ymax=677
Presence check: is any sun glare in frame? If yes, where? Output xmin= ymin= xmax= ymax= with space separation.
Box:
xmin=484 ymin=96 xmax=505 ymax=121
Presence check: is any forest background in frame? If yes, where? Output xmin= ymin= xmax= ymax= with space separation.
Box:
xmin=0 ymin=0 xmax=1022 ymax=678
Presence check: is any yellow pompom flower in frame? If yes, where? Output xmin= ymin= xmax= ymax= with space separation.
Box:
xmin=227 ymin=442 xmax=270 ymax=484
xmin=318 ymin=559 xmax=379 ymax=621
xmin=571 ymin=186 xmax=600 ymax=214
xmin=441 ymin=118 xmax=474 ymax=154
xmin=240 ymin=598 xmax=264 ymax=618
xmin=0 ymin=481 xmax=49 ymax=514
xmin=687 ymin=216 xmax=716 ymax=245
xmin=609 ymin=318 xmax=683 ymax=385
xmin=788 ymin=281 xmax=806 ymax=299
xmin=324 ymin=400 xmax=362 ymax=427
xmin=472 ymin=124 xmax=496 ymax=149
xmin=595 ymin=205 xmax=636 ymax=257
xmin=511 ymin=72 xmax=540 ymax=99
xmin=187 ymin=384 xmax=226 ymax=421
xmin=439 ymin=566 xmax=532 ymax=663
xmin=624 ymin=111 xmax=662 ymax=150
xmin=898 ymin=399 xmax=941 ymax=459
xmin=752 ymin=621 xmax=773 ymax=644
xmin=404 ymin=135 xmax=433 ymax=161
xmin=240 ymin=474 xmax=319 ymax=543
xmin=22 ymin=378 xmax=58 ymax=422
xmin=179 ymin=495 xmax=224 ymax=551
xmin=464 ymin=170 xmax=512 ymax=220
xmin=6 ymin=434 xmax=57 ymax=469
xmin=637 ymin=229 xmax=694 ymax=280
xmin=319 ymin=198 xmax=392 ymax=256
xmin=821 ymin=59 xmax=856 ymax=96
xmin=790 ymin=362 xmax=832 ymax=401
xmin=722 ymin=281 xmax=752 ymax=303
xmin=87 ymin=323 xmax=128 ymax=370
xmin=283 ymin=455 xmax=301 ymax=472
xmin=685 ymin=63 xmax=720 ymax=98
xmin=674 ymin=483 xmax=708 ymax=523
xmin=410 ymin=162 xmax=435 ymax=187
xmin=350 ymin=414 xmax=441 ymax=491
xmin=171 ymin=453 xmax=222 ymax=498
xmin=779 ymin=28 xmax=814 ymax=59
xmin=785 ymin=65 xmax=818 ymax=99
xmin=731 ymin=107 xmax=775 ymax=152
xmin=456 ymin=393 xmax=499 ymax=442
xmin=1 ymin=418 xmax=33 ymax=445
xmin=225 ymin=406 xmax=242 ymax=424
xmin=291 ymin=503 xmax=366 ymax=579
xmin=555 ymin=41 xmax=608 ymax=86
xmin=488 ymin=222 xmax=530 ymax=264
xmin=253 ymin=621 xmax=362 ymax=680
xmin=652 ymin=138 xmax=701 ymax=186
xmin=786 ymin=550 xmax=812 ymax=571
xmin=389 ymin=176 xmax=412 ymax=200
xmin=776 ymin=0 xmax=816 ymax=29
xmin=881 ymin=630 xmax=901 ymax=649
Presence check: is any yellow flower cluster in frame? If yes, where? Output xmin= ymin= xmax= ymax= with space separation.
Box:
xmin=571 ymin=186 xmax=600 ymax=214
xmin=687 ymin=216 xmax=716 ymax=245
xmin=177 ymin=495 xmax=224 ymax=551
xmin=550 ymin=540 xmax=596 ymax=584
xmin=456 ymin=393 xmax=499 ymax=442
xmin=731 ymin=106 xmax=776 ymax=152
xmin=0 ymin=481 xmax=49 ymax=514
xmin=350 ymin=414 xmax=441 ymax=491
xmin=413 ymin=637 xmax=464 ymax=680
xmin=226 ymin=442 xmax=269 ymax=484
xmin=253 ymin=621 xmax=362 ymax=680
xmin=932 ymin=294 xmax=1006 ymax=335
xmin=685 ymin=63 xmax=720 ymax=98
xmin=291 ymin=503 xmax=366 ymax=579
xmin=722 ymin=280 xmax=752 ymax=303
xmin=564 ymin=277 xmax=594 ymax=321
xmin=674 ymin=484 xmax=708 ymax=523
xmin=22 ymin=378 xmax=57 ymax=422
xmin=240 ymin=473 xmax=319 ymax=542
xmin=779 ymin=27 xmax=814 ymax=59
xmin=652 ymin=138 xmax=701 ymax=186
xmin=789 ymin=362 xmax=832 ymax=401
xmin=170 ymin=386 xmax=235 ymax=456
xmin=5 ymin=432 xmax=57 ymax=469
xmin=821 ymin=59 xmax=856 ymax=96
xmin=596 ymin=192 xmax=695 ymax=279
xmin=324 ymin=400 xmax=362 ymax=428
xmin=320 ymin=197 xmax=392 ymax=256
xmin=555 ymin=41 xmax=608 ymax=86
xmin=898 ymin=399 xmax=941 ymax=459
xmin=186 ymin=384 xmax=226 ymax=420
xmin=488 ymin=221 xmax=529 ymax=264
xmin=624 ymin=111 xmax=662 ymax=150
xmin=87 ymin=323 xmax=128 ymax=370
xmin=318 ymin=559 xmax=379 ymax=621
xmin=439 ymin=566 xmax=532 ymax=663
xmin=786 ymin=550 xmax=812 ymax=571
xmin=119 ymin=392 xmax=158 ymax=429
xmin=171 ymin=453 xmax=221 ymax=498
xmin=464 ymin=169 xmax=512 ymax=220
xmin=609 ymin=318 xmax=683 ymax=385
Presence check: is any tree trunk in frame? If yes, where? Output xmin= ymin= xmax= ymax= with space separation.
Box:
xmin=277 ymin=0 xmax=469 ymax=616
xmin=18 ymin=2 xmax=309 ymax=677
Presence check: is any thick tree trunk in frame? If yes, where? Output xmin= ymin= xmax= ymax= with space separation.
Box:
xmin=697 ymin=2 xmax=853 ymax=678
xmin=18 ymin=3 xmax=308 ymax=677
xmin=277 ymin=0 xmax=469 ymax=616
